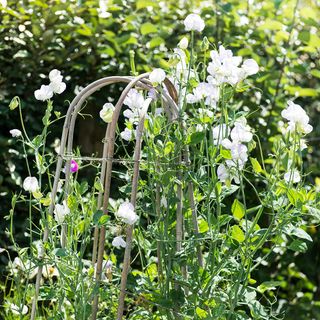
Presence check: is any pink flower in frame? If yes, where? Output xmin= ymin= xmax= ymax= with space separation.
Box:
xmin=70 ymin=160 xmax=79 ymax=173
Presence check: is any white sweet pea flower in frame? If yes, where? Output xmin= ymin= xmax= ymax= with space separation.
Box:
xmin=9 ymin=129 xmax=22 ymax=137
xmin=186 ymin=82 xmax=219 ymax=108
xmin=112 ymin=235 xmax=126 ymax=249
xmin=23 ymin=176 xmax=39 ymax=193
xmin=284 ymin=169 xmax=301 ymax=183
xmin=281 ymin=101 xmax=313 ymax=134
xmin=115 ymin=201 xmax=138 ymax=225
xmin=50 ymin=80 xmax=66 ymax=94
xmin=160 ymin=196 xmax=167 ymax=207
xmin=0 ymin=0 xmax=7 ymax=8
xmin=124 ymin=89 xmax=145 ymax=111
xmin=49 ymin=69 xmax=66 ymax=94
xmin=34 ymin=85 xmax=53 ymax=101
xmin=149 ymin=68 xmax=166 ymax=85
xmin=241 ymin=59 xmax=259 ymax=76
xmin=54 ymin=200 xmax=70 ymax=224
xmin=217 ymin=164 xmax=229 ymax=182
xmin=184 ymin=14 xmax=205 ymax=32
xmin=9 ymin=303 xmax=28 ymax=316
xmin=217 ymin=162 xmax=241 ymax=184
xmin=207 ymin=45 xmax=259 ymax=85
xmin=178 ymin=37 xmax=189 ymax=49
xmin=99 ymin=103 xmax=115 ymax=123
xmin=49 ymin=69 xmax=63 ymax=84
xmin=120 ymin=128 xmax=133 ymax=141
xmin=212 ymin=124 xmax=230 ymax=145
xmin=230 ymin=118 xmax=253 ymax=143
xmin=222 ymin=139 xmax=248 ymax=164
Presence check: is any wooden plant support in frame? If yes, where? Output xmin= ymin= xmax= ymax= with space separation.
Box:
xmin=30 ymin=74 xmax=203 ymax=320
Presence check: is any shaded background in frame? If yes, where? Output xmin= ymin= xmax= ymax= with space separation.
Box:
xmin=0 ymin=0 xmax=319 ymax=318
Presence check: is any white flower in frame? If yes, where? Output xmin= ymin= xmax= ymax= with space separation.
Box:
xmin=222 ymin=139 xmax=248 ymax=164
xmin=34 ymin=85 xmax=53 ymax=101
xmin=74 ymin=17 xmax=85 ymax=24
xmin=207 ymin=45 xmax=259 ymax=85
xmin=149 ymin=68 xmax=166 ymax=85
xmin=112 ymin=236 xmax=126 ymax=249
xmin=281 ymin=101 xmax=313 ymax=134
xmin=178 ymin=37 xmax=189 ymax=49
xmin=284 ymin=169 xmax=301 ymax=183
xmin=217 ymin=164 xmax=229 ymax=182
xmin=49 ymin=69 xmax=66 ymax=94
xmin=212 ymin=124 xmax=230 ymax=145
xmin=98 ymin=0 xmax=111 ymax=18
xmin=99 ymin=103 xmax=115 ymax=123
xmin=54 ymin=201 xmax=70 ymax=224
xmin=160 ymin=196 xmax=167 ymax=207
xmin=124 ymin=89 xmax=145 ymax=111
xmin=23 ymin=176 xmax=39 ymax=192
xmin=120 ymin=128 xmax=133 ymax=141
xmin=0 ymin=0 xmax=7 ymax=8
xmin=184 ymin=14 xmax=205 ymax=32
xmin=217 ymin=162 xmax=241 ymax=184
xmin=230 ymin=118 xmax=253 ymax=143
xmin=241 ymin=59 xmax=259 ymax=76
xmin=49 ymin=69 xmax=63 ymax=84
xmin=186 ymin=82 xmax=219 ymax=107
xmin=50 ymin=81 xmax=66 ymax=94
xmin=9 ymin=129 xmax=22 ymax=137
xmin=10 ymin=303 xmax=28 ymax=316
xmin=115 ymin=201 xmax=138 ymax=225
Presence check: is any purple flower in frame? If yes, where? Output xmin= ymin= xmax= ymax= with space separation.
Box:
xmin=70 ymin=160 xmax=79 ymax=173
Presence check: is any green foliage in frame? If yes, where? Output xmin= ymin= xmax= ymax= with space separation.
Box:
xmin=0 ymin=0 xmax=320 ymax=320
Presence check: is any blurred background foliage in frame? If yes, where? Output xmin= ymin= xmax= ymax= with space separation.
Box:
xmin=0 ymin=0 xmax=319 ymax=318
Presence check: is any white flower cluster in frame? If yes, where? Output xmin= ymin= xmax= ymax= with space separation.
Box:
xmin=281 ymin=100 xmax=312 ymax=184
xmin=111 ymin=201 xmax=139 ymax=250
xmin=54 ymin=200 xmax=70 ymax=224
xmin=120 ymin=89 xmax=152 ymax=141
xmin=187 ymin=82 xmax=220 ymax=109
xmin=207 ymin=45 xmax=259 ymax=86
xmin=217 ymin=118 xmax=253 ymax=184
xmin=34 ymin=69 xmax=66 ymax=101
xmin=115 ymin=201 xmax=138 ymax=225
xmin=184 ymin=14 xmax=205 ymax=32
xmin=281 ymin=101 xmax=313 ymax=135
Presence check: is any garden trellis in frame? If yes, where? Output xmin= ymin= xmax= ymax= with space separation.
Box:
xmin=30 ymin=73 xmax=203 ymax=320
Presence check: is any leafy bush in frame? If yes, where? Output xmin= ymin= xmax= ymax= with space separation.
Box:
xmin=0 ymin=1 xmax=320 ymax=319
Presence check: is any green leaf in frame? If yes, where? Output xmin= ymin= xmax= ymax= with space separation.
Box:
xmin=99 ymin=215 xmax=110 ymax=226
xmin=231 ymin=225 xmax=245 ymax=243
xmin=93 ymin=210 xmax=104 ymax=225
xmin=285 ymin=224 xmax=312 ymax=242
xmin=53 ymin=248 xmax=68 ymax=257
xmin=289 ymin=239 xmax=308 ymax=252
xmin=198 ymin=219 xmax=209 ymax=233
xmin=232 ymin=199 xmax=245 ymax=220
xmin=257 ymin=281 xmax=282 ymax=293
xmin=311 ymin=69 xmax=320 ymax=79
xmin=248 ymin=300 xmax=268 ymax=319
xmin=140 ymin=22 xmax=158 ymax=35
xmin=149 ymin=36 xmax=164 ymax=48
xmin=250 ymin=158 xmax=262 ymax=173
xmin=188 ymin=132 xmax=205 ymax=145
xmin=136 ymin=0 xmax=157 ymax=9
xmin=164 ymin=141 xmax=174 ymax=155
xmin=220 ymin=149 xmax=232 ymax=159
xmin=196 ymin=307 xmax=208 ymax=318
